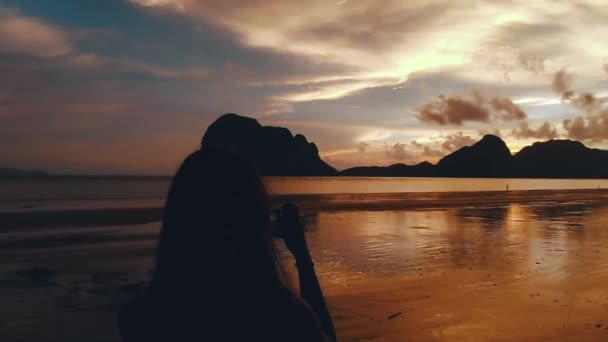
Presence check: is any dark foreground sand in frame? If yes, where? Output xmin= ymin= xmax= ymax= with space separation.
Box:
xmin=2 ymin=189 xmax=608 ymax=341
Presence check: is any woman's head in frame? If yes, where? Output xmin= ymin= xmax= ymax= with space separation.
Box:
xmin=153 ymin=148 xmax=283 ymax=293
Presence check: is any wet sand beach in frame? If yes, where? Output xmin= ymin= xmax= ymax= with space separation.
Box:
xmin=2 ymin=189 xmax=608 ymax=341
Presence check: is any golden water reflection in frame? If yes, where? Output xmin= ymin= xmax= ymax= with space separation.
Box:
xmin=297 ymin=201 xmax=608 ymax=278
xmin=277 ymin=200 xmax=608 ymax=341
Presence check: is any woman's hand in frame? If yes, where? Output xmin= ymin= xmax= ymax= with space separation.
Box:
xmin=279 ymin=203 xmax=311 ymax=261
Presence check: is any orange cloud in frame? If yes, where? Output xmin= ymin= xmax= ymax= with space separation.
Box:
xmin=512 ymin=121 xmax=558 ymax=140
xmin=418 ymin=95 xmax=490 ymax=125
xmin=518 ymin=53 xmax=545 ymax=74
xmin=441 ymin=132 xmax=477 ymax=152
xmin=570 ymin=92 xmax=605 ymax=113
xmin=552 ymin=68 xmax=572 ymax=99
xmin=490 ymin=97 xmax=526 ymax=121
xmin=357 ymin=141 xmax=369 ymax=153
xmin=385 ymin=143 xmax=412 ymax=161
xmin=0 ymin=7 xmax=72 ymax=58
xmin=563 ymin=111 xmax=608 ymax=142
xmin=417 ymin=91 xmax=526 ymax=126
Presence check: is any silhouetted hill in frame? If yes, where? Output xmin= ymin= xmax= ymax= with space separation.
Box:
xmin=340 ymin=135 xmax=608 ymax=179
xmin=340 ymin=135 xmax=517 ymax=178
xmin=340 ymin=161 xmax=435 ymax=177
xmin=0 ymin=168 xmax=51 ymax=178
xmin=436 ymin=135 xmax=513 ymax=178
xmin=202 ymin=118 xmax=608 ymax=178
xmin=513 ymin=140 xmax=608 ymax=178
xmin=201 ymin=113 xmax=337 ymax=176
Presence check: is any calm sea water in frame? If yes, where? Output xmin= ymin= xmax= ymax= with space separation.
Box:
xmin=2 ymin=177 xmax=608 ymax=202
xmin=2 ymin=178 xmax=608 ymax=340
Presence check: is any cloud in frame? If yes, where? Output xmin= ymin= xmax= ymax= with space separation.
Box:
xmin=548 ymin=68 xmax=608 ymax=142
xmin=417 ymin=94 xmax=490 ymax=125
xmin=276 ymin=77 xmax=394 ymax=102
xmin=550 ymin=69 xmax=608 ymax=113
xmin=130 ymin=0 xmax=184 ymax=10
xmin=552 ymin=68 xmax=573 ymax=99
xmin=357 ymin=141 xmax=369 ymax=153
xmin=512 ymin=121 xmax=558 ymax=140
xmin=478 ymin=128 xmax=502 ymax=138
xmin=284 ymin=1 xmax=450 ymax=52
xmin=410 ymin=139 xmax=443 ymax=158
xmin=518 ymin=53 xmax=545 ymax=74
xmin=441 ymin=132 xmax=477 ymax=152
xmin=6 ymin=0 xmax=608 ymax=173
xmin=490 ymin=97 xmax=526 ymax=121
xmin=422 ymin=145 xmax=445 ymax=158
xmin=126 ymin=0 xmax=608 ymax=106
xmin=512 ymin=96 xmax=561 ymax=107
xmin=408 ymin=132 xmax=477 ymax=161
xmin=571 ymin=92 xmax=605 ymax=112
xmin=417 ymin=91 xmax=526 ymax=125
xmin=385 ymin=142 xmax=412 ymax=161
xmin=0 ymin=7 xmax=216 ymax=82
xmin=0 ymin=7 xmax=72 ymax=58
xmin=130 ymin=0 xmax=538 ymax=102
xmin=96 ymin=57 xmax=211 ymax=80
xmin=563 ymin=110 xmax=608 ymax=142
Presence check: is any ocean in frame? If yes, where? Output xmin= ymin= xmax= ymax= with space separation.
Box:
xmin=2 ymin=176 xmax=608 ymax=204
xmin=1 ymin=177 xmax=608 ymax=341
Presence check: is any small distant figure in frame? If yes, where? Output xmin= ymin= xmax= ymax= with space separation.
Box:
xmin=506 ymin=184 xmax=509 ymax=192
xmin=118 ymin=148 xmax=336 ymax=342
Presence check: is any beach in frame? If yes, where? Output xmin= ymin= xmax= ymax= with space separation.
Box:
xmin=2 ymin=182 xmax=608 ymax=341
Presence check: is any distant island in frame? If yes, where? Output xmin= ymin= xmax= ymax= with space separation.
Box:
xmin=202 ymin=113 xmax=337 ymax=176
xmin=4 ymin=113 xmax=608 ymax=179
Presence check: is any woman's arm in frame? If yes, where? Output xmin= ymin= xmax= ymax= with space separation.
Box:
xmin=281 ymin=204 xmax=337 ymax=342
xmin=293 ymin=251 xmax=337 ymax=342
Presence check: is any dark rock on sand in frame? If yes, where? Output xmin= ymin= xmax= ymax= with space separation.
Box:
xmin=388 ymin=312 xmax=403 ymax=320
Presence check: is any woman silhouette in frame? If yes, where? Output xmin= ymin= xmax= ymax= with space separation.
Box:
xmin=118 ymin=148 xmax=336 ymax=341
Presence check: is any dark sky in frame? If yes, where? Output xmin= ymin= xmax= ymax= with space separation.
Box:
xmin=1 ymin=0 xmax=607 ymax=174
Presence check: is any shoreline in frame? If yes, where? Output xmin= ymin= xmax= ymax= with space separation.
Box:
xmin=3 ymin=188 xmax=608 ymax=230
xmin=4 ymin=175 xmax=608 ymax=181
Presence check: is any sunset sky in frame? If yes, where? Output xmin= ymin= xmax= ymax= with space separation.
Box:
xmin=1 ymin=0 xmax=607 ymax=174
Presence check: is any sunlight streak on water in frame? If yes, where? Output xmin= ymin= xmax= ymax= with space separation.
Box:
xmin=292 ymin=201 xmax=608 ymax=284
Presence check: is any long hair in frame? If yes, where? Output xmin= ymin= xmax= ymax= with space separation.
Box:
xmin=151 ymin=148 xmax=285 ymax=299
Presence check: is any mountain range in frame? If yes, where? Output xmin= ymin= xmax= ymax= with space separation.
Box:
xmin=342 ymin=134 xmax=608 ymax=179
xmin=202 ymin=113 xmax=608 ymax=179
xmin=4 ymin=113 xmax=608 ymax=179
